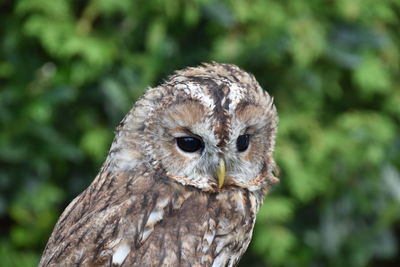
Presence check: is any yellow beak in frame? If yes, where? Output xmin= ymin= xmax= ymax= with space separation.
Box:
xmin=217 ymin=158 xmax=226 ymax=189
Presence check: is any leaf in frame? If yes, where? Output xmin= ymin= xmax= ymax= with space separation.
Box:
xmin=353 ymin=54 xmax=391 ymax=95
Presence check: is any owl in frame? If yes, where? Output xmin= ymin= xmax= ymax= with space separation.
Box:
xmin=39 ymin=62 xmax=278 ymax=267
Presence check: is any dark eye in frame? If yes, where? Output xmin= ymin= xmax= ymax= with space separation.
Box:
xmin=176 ymin=137 xmax=204 ymax=153
xmin=237 ymin=134 xmax=250 ymax=152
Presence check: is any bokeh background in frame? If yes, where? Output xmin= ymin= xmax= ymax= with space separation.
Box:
xmin=1 ymin=0 xmax=400 ymax=266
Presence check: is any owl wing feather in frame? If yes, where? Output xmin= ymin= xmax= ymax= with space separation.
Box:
xmin=39 ymin=168 xmax=258 ymax=267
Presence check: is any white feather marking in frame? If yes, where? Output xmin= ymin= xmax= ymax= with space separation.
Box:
xmin=156 ymin=198 xmax=169 ymax=209
xmin=112 ymin=242 xmax=130 ymax=265
xmin=202 ymin=231 xmax=215 ymax=253
xmin=146 ymin=210 xmax=164 ymax=226
xmin=201 ymin=255 xmax=209 ymax=264
xmin=234 ymin=193 xmax=245 ymax=212
xmin=249 ymin=193 xmax=259 ymax=211
xmin=205 ymin=232 xmax=214 ymax=245
xmin=228 ymin=83 xmax=247 ymax=110
xmin=109 ymin=238 xmax=122 ymax=248
xmin=141 ymin=227 xmax=153 ymax=242
xmin=215 ymin=239 xmax=226 ymax=254
xmin=201 ymin=219 xmax=216 ymax=253
xmin=212 ymin=250 xmax=229 ymax=267
xmin=182 ymin=82 xmax=215 ymax=109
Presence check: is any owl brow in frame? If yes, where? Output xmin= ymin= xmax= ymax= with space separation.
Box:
xmin=169 ymin=127 xmax=200 ymax=138
xmin=244 ymin=125 xmax=258 ymax=134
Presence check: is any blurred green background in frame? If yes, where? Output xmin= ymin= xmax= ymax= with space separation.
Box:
xmin=1 ymin=0 xmax=400 ymax=266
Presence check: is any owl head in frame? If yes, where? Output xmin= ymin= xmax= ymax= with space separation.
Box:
xmin=108 ymin=63 xmax=278 ymax=193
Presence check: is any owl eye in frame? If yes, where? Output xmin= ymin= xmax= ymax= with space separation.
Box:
xmin=237 ymin=134 xmax=250 ymax=152
xmin=176 ymin=137 xmax=204 ymax=153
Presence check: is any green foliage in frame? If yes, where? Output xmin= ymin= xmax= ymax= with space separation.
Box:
xmin=1 ymin=0 xmax=400 ymax=266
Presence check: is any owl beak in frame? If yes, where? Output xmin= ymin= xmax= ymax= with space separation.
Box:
xmin=217 ymin=158 xmax=226 ymax=189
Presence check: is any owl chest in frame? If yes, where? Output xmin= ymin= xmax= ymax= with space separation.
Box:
xmin=127 ymin=190 xmax=257 ymax=267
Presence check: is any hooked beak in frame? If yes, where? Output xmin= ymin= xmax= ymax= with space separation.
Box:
xmin=217 ymin=158 xmax=226 ymax=189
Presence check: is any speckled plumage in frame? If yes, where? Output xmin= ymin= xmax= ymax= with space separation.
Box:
xmin=39 ymin=63 xmax=278 ymax=267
